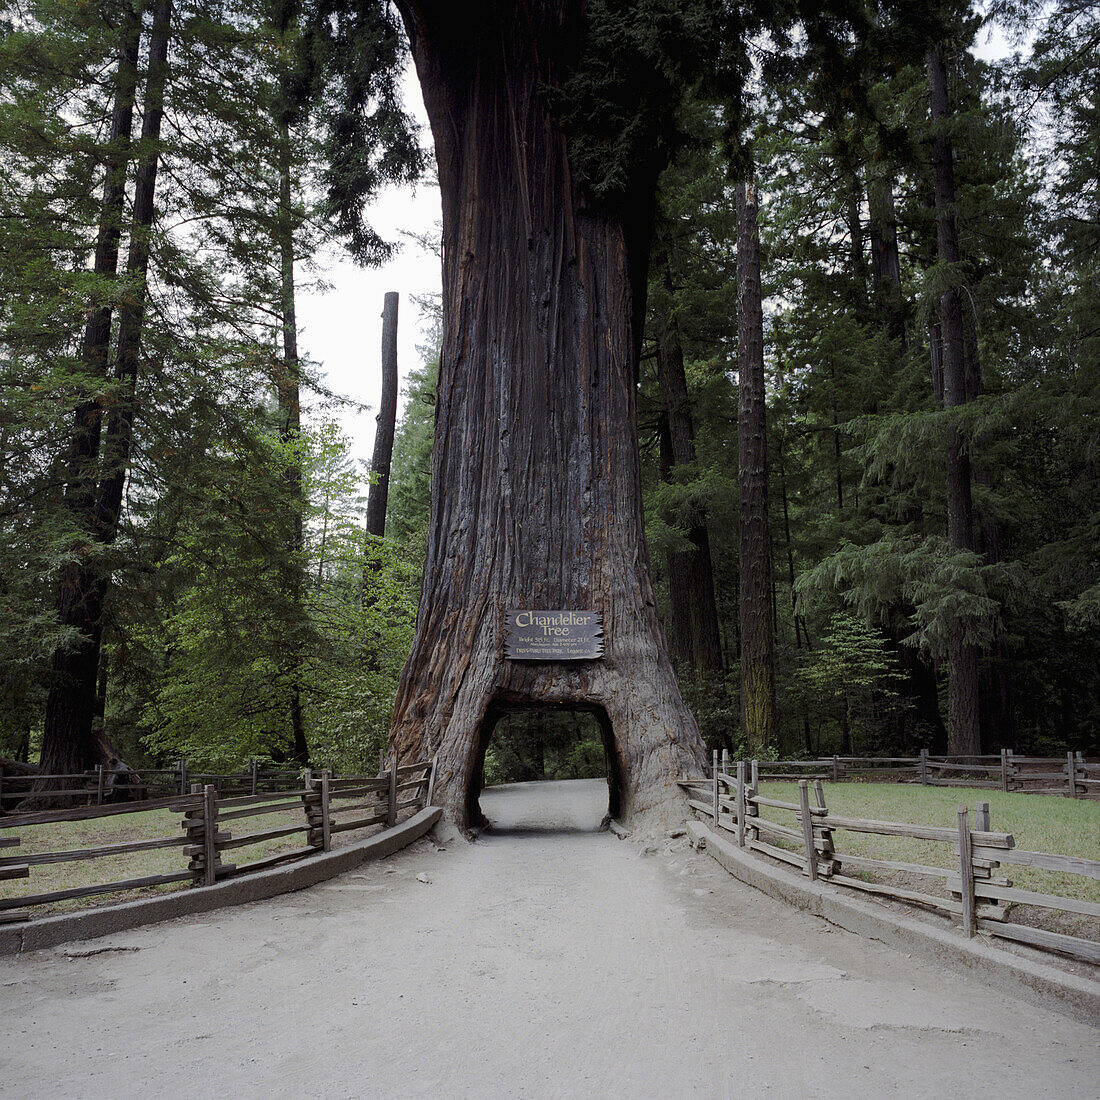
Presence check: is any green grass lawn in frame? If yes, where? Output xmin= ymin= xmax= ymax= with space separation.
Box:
xmin=753 ymin=780 xmax=1100 ymax=938
xmin=0 ymin=793 xmax=389 ymax=918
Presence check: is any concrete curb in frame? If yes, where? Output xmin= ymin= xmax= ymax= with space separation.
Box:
xmin=692 ymin=821 xmax=1100 ymax=1027
xmin=0 ymin=806 xmax=442 ymax=957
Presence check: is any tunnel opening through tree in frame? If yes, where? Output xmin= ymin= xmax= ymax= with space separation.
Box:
xmin=468 ymin=702 xmax=622 ymax=829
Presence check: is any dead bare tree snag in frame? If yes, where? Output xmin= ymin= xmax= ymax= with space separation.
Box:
xmin=389 ymin=0 xmax=707 ymax=831
xmin=366 ymin=291 xmax=399 ymax=541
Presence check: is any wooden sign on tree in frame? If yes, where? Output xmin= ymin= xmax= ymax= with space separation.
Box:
xmin=504 ymin=611 xmax=604 ymax=661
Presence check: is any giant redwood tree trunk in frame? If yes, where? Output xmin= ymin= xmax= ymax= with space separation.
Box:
xmin=390 ymin=1 xmax=706 ymax=831
xmin=736 ymin=178 xmax=778 ymax=755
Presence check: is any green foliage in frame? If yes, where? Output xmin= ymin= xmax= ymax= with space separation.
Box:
xmin=128 ymin=423 xmax=418 ymax=772
xmin=294 ymin=0 xmax=427 ymax=262
xmin=386 ymin=344 xmax=437 ymax=552
xmin=3 ymin=0 xmax=1099 ymax=778
xmin=794 ymin=613 xmax=903 ymax=746
xmin=0 ymin=0 xmax=427 ymax=773
xmin=483 ymin=712 xmax=608 ymax=786
xmin=553 ymin=0 xmax=734 ymax=203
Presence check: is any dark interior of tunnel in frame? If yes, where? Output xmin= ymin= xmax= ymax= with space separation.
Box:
xmin=466 ymin=701 xmax=622 ymax=828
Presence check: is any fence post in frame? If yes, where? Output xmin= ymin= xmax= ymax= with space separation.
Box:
xmin=320 ymin=770 xmax=332 ymax=852
xmin=798 ymin=780 xmax=818 ymax=882
xmin=721 ymin=748 xmax=729 ymax=776
xmin=736 ymin=761 xmax=746 ymax=847
xmin=387 ymin=755 xmax=398 ymax=827
xmin=249 ymin=759 xmax=258 ymax=797
xmin=1000 ymin=748 xmax=1008 ymax=792
xmin=812 ymin=778 xmax=827 ymax=810
xmin=745 ymin=766 xmax=759 ymax=840
xmin=183 ymin=782 xmax=204 ymax=886
xmin=712 ymin=750 xmax=719 ymax=826
xmin=1066 ymin=752 xmax=1077 ymax=798
xmin=95 ymin=764 xmax=105 ymax=806
xmin=956 ymin=805 xmax=976 ymax=937
xmin=751 ymin=759 xmax=759 ymax=790
xmin=831 ymin=755 xmax=839 ymax=783
xmin=179 ymin=759 xmax=188 ymax=797
xmin=974 ymin=800 xmax=990 ymax=833
xmin=426 ymin=755 xmax=438 ymax=807
xmin=202 ymin=785 xmax=218 ymax=886
xmin=303 ymin=772 xmax=322 ymax=850
xmin=379 ymin=746 xmax=385 ymax=776
xmin=919 ymin=749 xmax=928 ymax=786
xmin=813 ymin=778 xmax=836 ymax=875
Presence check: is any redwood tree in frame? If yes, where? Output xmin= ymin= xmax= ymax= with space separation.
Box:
xmin=389 ymin=0 xmax=712 ymax=829
xmin=37 ymin=0 xmax=151 ymax=784
xmin=928 ymin=40 xmax=980 ymax=756
xmin=736 ymin=177 xmax=778 ymax=754
xmin=653 ymin=261 xmax=724 ymax=679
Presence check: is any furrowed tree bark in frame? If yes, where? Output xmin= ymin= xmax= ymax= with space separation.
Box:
xmin=929 ymin=43 xmax=980 ymax=756
xmin=390 ymin=0 xmax=706 ymax=831
xmin=366 ymin=291 xmax=399 ymax=541
xmin=736 ymin=178 xmax=778 ymax=755
xmin=38 ymin=4 xmax=144 ymax=786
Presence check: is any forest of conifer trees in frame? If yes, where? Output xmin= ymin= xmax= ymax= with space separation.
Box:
xmin=1 ymin=0 xmax=1096 ymax=790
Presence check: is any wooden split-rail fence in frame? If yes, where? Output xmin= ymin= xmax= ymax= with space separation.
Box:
xmin=0 ymin=760 xmax=318 ymax=812
xmin=681 ymin=753 xmax=1100 ymax=966
xmin=0 ymin=758 xmax=436 ymax=924
xmin=723 ymin=752 xmax=1099 ymax=798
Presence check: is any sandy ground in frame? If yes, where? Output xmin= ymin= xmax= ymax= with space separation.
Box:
xmin=0 ymin=778 xmax=1096 ymax=1100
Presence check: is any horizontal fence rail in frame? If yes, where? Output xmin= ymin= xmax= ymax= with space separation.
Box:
xmin=681 ymin=753 xmax=1100 ymax=966
xmin=697 ymin=751 xmax=1097 ymax=798
xmin=0 ymin=759 xmax=320 ymax=811
xmin=0 ymin=757 xmax=436 ymax=923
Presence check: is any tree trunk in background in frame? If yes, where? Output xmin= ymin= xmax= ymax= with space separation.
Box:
xmin=365 ymin=291 xmax=399 ymax=540
xmin=868 ymin=171 xmax=907 ymax=348
xmin=98 ymin=0 xmax=172 ymax=550
xmin=653 ymin=268 xmax=723 ymax=678
xmin=274 ymin=30 xmax=308 ymax=766
xmin=736 ymin=179 xmax=778 ymax=755
xmin=38 ymin=4 xmax=143 ymax=784
xmin=929 ymin=43 xmax=981 ymax=756
xmin=390 ymin=0 xmax=706 ymax=831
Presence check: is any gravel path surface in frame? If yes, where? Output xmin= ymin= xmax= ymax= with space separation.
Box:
xmin=1 ymin=778 xmax=1096 ymax=1099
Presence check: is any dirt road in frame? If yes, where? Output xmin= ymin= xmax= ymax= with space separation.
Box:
xmin=1 ymin=779 xmax=1096 ymax=1099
